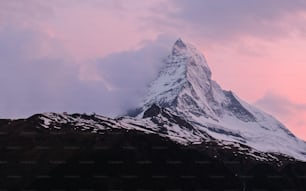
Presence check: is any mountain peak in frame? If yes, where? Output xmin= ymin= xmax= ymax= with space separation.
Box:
xmin=172 ymin=38 xmax=190 ymax=56
xmin=135 ymin=39 xmax=306 ymax=161
xmin=173 ymin=38 xmax=187 ymax=49
xmin=171 ymin=39 xmax=211 ymax=70
xmin=142 ymin=39 xmax=213 ymax=111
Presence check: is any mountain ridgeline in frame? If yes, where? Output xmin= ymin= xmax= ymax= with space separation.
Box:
xmin=0 ymin=39 xmax=306 ymax=190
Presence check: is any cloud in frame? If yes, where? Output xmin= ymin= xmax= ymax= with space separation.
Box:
xmin=0 ymin=24 xmax=174 ymax=118
xmin=155 ymin=0 xmax=306 ymax=42
xmin=0 ymin=25 xmax=108 ymax=117
xmin=255 ymin=92 xmax=306 ymax=115
xmin=97 ymin=35 xmax=174 ymax=89
xmin=255 ymin=92 xmax=306 ymax=140
xmin=0 ymin=1 xmax=55 ymax=24
xmin=0 ymin=0 xmax=163 ymax=25
xmin=95 ymin=34 xmax=175 ymax=108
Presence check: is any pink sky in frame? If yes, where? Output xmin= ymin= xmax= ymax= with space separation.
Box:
xmin=0 ymin=0 xmax=305 ymax=140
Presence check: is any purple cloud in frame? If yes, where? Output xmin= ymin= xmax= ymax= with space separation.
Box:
xmin=0 ymin=25 xmax=174 ymax=118
xmin=156 ymin=0 xmax=306 ymax=41
xmin=255 ymin=92 xmax=306 ymax=116
xmin=255 ymin=92 xmax=306 ymax=140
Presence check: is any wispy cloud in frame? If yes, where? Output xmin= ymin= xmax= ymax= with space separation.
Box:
xmin=0 ymin=24 xmax=173 ymax=118
xmin=155 ymin=0 xmax=306 ymax=42
xmin=255 ymin=91 xmax=306 ymax=140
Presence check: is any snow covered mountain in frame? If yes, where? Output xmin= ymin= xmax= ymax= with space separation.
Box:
xmin=134 ymin=38 xmax=306 ymax=161
xmin=26 ymin=38 xmax=306 ymax=161
xmin=3 ymin=39 xmax=305 ymax=163
xmin=2 ymin=39 xmax=306 ymax=190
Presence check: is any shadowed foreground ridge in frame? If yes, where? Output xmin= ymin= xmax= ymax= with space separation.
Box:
xmin=0 ymin=108 xmax=306 ymax=190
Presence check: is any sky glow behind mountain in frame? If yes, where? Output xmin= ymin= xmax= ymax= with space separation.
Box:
xmin=0 ymin=0 xmax=306 ymax=140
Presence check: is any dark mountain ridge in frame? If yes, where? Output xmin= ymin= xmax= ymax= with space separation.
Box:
xmin=0 ymin=105 xmax=306 ymax=190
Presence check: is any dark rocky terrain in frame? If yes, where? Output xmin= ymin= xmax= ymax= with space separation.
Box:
xmin=0 ymin=113 xmax=306 ymax=191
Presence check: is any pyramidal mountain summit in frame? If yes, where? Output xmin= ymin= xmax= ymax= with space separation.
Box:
xmin=134 ymin=38 xmax=306 ymax=161
xmin=1 ymin=39 xmax=306 ymax=190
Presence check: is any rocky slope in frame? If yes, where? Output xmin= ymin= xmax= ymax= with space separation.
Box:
xmin=0 ymin=112 xmax=306 ymax=190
